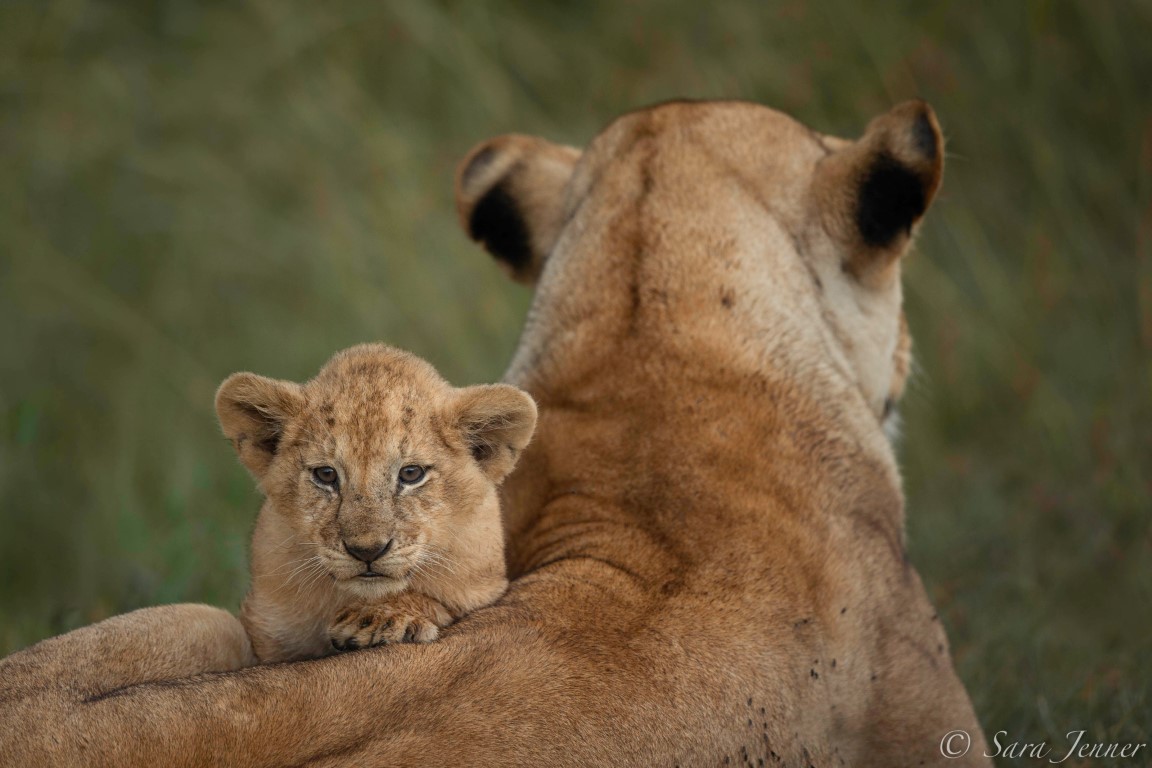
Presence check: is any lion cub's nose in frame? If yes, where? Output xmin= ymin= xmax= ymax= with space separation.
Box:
xmin=343 ymin=539 xmax=394 ymax=564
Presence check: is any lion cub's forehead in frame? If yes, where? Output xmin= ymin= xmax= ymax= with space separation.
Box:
xmin=312 ymin=345 xmax=447 ymax=397
xmin=293 ymin=345 xmax=455 ymax=453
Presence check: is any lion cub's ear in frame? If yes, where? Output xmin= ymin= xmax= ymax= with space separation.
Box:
xmin=215 ymin=373 xmax=305 ymax=480
xmin=455 ymin=134 xmax=582 ymax=286
xmin=451 ymin=384 xmax=538 ymax=483
xmin=814 ymin=100 xmax=944 ymax=284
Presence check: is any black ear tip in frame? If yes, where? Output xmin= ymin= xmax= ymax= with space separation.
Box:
xmin=467 ymin=180 xmax=534 ymax=278
xmin=856 ymin=154 xmax=929 ymax=249
xmin=850 ymin=102 xmax=943 ymax=250
xmin=455 ymin=137 xmax=538 ymax=282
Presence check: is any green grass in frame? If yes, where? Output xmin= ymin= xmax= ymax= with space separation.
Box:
xmin=2 ymin=0 xmax=1149 ymax=761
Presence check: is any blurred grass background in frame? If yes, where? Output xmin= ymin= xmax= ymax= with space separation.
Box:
xmin=1 ymin=0 xmax=1149 ymax=759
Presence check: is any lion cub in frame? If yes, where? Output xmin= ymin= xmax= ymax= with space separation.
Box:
xmin=214 ymin=343 xmax=536 ymax=663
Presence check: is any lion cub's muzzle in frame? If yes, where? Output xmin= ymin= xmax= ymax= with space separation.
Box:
xmin=343 ymin=538 xmax=394 ymax=568
xmin=330 ymin=538 xmax=413 ymax=593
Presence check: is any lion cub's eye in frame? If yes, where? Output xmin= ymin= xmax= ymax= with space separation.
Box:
xmin=398 ymin=465 xmax=426 ymax=485
xmin=312 ymin=466 xmax=339 ymax=487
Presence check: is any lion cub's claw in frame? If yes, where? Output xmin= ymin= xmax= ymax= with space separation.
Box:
xmin=328 ymin=601 xmax=443 ymax=651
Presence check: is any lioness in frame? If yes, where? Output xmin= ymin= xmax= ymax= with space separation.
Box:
xmin=217 ymin=344 xmax=535 ymax=662
xmin=0 ymin=99 xmax=990 ymax=766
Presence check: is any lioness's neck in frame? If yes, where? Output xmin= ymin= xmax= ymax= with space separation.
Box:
xmin=509 ymin=202 xmax=890 ymax=463
xmin=500 ymin=192 xmax=901 ymax=571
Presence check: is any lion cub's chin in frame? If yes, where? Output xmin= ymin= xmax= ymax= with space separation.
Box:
xmin=215 ymin=343 xmax=537 ymax=664
xmin=339 ymin=574 xmax=410 ymax=598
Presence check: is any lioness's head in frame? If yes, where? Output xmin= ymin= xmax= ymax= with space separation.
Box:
xmin=215 ymin=344 xmax=537 ymax=598
xmin=455 ymin=100 xmax=943 ymax=436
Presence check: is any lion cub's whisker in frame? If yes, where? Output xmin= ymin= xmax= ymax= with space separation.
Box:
xmin=266 ymin=533 xmax=298 ymax=553
xmin=293 ymin=562 xmax=331 ymax=596
xmin=268 ymin=556 xmax=326 ymax=596
xmin=264 ymin=552 xmax=324 ymax=575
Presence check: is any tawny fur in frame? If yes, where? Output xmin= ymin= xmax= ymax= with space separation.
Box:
xmin=0 ymin=100 xmax=989 ymax=767
xmin=215 ymin=344 xmax=535 ymax=662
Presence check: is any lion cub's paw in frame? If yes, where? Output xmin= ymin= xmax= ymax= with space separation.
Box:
xmin=329 ymin=609 xmax=437 ymax=650
xmin=329 ymin=594 xmax=450 ymax=651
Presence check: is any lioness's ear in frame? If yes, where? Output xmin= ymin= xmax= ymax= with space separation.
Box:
xmin=451 ymin=384 xmax=538 ymax=483
xmin=455 ymin=134 xmax=582 ymax=286
xmin=815 ymin=100 xmax=944 ymax=282
xmin=215 ymin=373 xmax=305 ymax=480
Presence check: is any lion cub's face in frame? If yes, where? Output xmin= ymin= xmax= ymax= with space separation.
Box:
xmin=215 ymin=344 xmax=537 ymax=599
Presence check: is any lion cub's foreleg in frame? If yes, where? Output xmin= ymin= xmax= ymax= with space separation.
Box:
xmin=328 ymin=591 xmax=454 ymax=649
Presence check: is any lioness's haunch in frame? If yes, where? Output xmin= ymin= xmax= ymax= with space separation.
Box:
xmin=0 ymin=100 xmax=990 ymax=767
xmin=216 ymin=343 xmax=536 ymax=661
